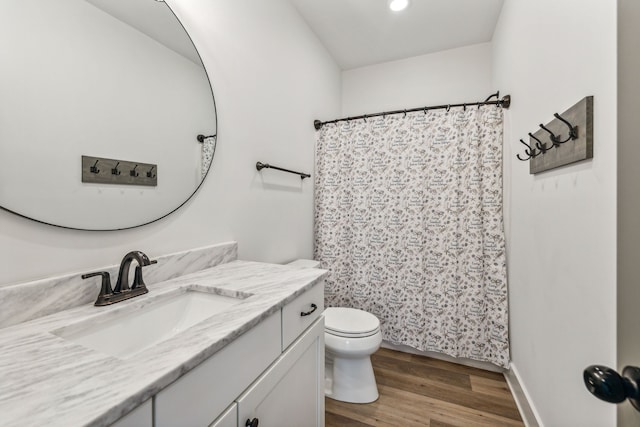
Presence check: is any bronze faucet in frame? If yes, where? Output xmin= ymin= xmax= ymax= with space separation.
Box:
xmin=82 ymin=251 xmax=157 ymax=306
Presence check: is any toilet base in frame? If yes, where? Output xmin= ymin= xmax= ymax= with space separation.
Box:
xmin=325 ymin=350 xmax=379 ymax=403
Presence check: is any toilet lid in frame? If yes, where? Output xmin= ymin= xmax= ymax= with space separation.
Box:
xmin=324 ymin=307 xmax=380 ymax=337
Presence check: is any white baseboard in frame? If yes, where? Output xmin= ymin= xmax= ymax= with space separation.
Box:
xmin=503 ymin=363 xmax=543 ymax=427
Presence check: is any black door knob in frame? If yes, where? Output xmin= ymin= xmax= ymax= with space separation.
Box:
xmin=584 ymin=365 xmax=640 ymax=411
xmin=245 ymin=418 xmax=259 ymax=427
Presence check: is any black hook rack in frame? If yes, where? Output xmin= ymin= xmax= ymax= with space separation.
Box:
xmin=516 ymin=113 xmax=579 ymax=162
xmin=516 ymin=96 xmax=593 ymax=173
xmin=256 ymin=162 xmax=310 ymax=180
xmin=82 ymin=156 xmax=158 ymax=186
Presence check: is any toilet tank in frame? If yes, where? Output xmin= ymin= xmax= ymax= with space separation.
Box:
xmin=287 ymin=259 xmax=321 ymax=269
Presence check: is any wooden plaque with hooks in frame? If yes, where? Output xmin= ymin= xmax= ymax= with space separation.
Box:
xmin=529 ymin=96 xmax=593 ymax=174
xmin=81 ymin=155 xmax=158 ymax=186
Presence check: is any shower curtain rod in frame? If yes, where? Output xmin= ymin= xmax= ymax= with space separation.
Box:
xmin=313 ymin=92 xmax=511 ymax=130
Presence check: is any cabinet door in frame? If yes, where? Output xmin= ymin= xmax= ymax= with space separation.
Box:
xmin=237 ymin=317 xmax=324 ymax=427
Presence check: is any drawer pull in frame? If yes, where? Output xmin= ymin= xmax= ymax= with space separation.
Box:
xmin=246 ymin=418 xmax=259 ymax=427
xmin=300 ymin=303 xmax=317 ymax=317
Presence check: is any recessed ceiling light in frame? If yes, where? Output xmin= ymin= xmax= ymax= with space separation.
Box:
xmin=389 ymin=0 xmax=410 ymax=12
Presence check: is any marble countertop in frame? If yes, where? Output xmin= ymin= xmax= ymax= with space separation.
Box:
xmin=0 ymin=260 xmax=326 ymax=427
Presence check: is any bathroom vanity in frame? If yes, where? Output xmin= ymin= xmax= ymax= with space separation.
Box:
xmin=0 ymin=260 xmax=326 ymax=427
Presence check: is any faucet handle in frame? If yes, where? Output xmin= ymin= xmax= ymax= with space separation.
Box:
xmin=131 ymin=259 xmax=157 ymax=291
xmin=81 ymin=271 xmax=114 ymax=306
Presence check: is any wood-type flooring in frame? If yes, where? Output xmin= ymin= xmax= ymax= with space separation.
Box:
xmin=325 ymin=348 xmax=524 ymax=427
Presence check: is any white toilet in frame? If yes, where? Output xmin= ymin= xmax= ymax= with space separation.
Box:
xmin=287 ymin=259 xmax=383 ymax=404
xmin=324 ymin=306 xmax=382 ymax=403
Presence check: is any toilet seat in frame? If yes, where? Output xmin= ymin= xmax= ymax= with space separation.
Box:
xmin=324 ymin=307 xmax=380 ymax=338
xmin=325 ymin=328 xmax=380 ymax=338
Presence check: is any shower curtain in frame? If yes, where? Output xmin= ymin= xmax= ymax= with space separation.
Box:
xmin=314 ymin=106 xmax=509 ymax=368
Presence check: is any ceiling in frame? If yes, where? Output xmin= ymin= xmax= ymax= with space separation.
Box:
xmin=290 ymin=0 xmax=504 ymax=70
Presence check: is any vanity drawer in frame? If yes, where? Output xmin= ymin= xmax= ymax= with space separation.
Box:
xmin=281 ymin=280 xmax=324 ymax=350
xmin=154 ymin=312 xmax=281 ymax=427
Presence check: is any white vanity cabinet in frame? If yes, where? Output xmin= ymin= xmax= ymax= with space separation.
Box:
xmin=154 ymin=312 xmax=282 ymax=427
xmin=237 ymin=318 xmax=324 ymax=427
xmin=146 ymin=281 xmax=324 ymax=427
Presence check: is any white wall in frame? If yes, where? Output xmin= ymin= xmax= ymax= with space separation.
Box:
xmin=342 ymin=43 xmax=493 ymax=116
xmin=492 ymin=1 xmax=617 ymax=426
xmin=0 ymin=0 xmax=341 ymax=286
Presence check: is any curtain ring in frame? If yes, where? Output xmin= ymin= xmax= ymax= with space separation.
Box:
xmin=363 ymin=114 xmax=367 ymax=123
xmin=446 ymin=105 xmax=451 ymax=112
xmin=424 ymin=107 xmax=427 ymax=115
xmin=403 ymin=109 xmax=407 ymax=118
xmin=463 ymin=104 xmax=466 ymax=111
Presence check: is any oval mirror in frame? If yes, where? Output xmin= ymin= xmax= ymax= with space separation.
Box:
xmin=0 ymin=0 xmax=217 ymax=230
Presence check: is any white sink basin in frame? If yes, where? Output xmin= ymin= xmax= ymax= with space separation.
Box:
xmin=52 ymin=288 xmax=246 ymax=359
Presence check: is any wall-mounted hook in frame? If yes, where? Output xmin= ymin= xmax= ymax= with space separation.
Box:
xmin=146 ymin=166 xmax=156 ymax=178
xmin=539 ymin=124 xmax=562 ymax=148
xmin=516 ymin=138 xmax=539 ymax=161
xmin=529 ymin=132 xmax=553 ymax=153
xmin=111 ymin=161 xmax=121 ymax=176
xmin=90 ymin=160 xmax=100 ymax=174
xmin=552 ymin=113 xmax=579 ymax=143
xmin=130 ymin=165 xmax=139 ymax=177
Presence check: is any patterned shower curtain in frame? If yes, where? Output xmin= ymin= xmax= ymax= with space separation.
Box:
xmin=314 ymin=106 xmax=509 ymax=368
